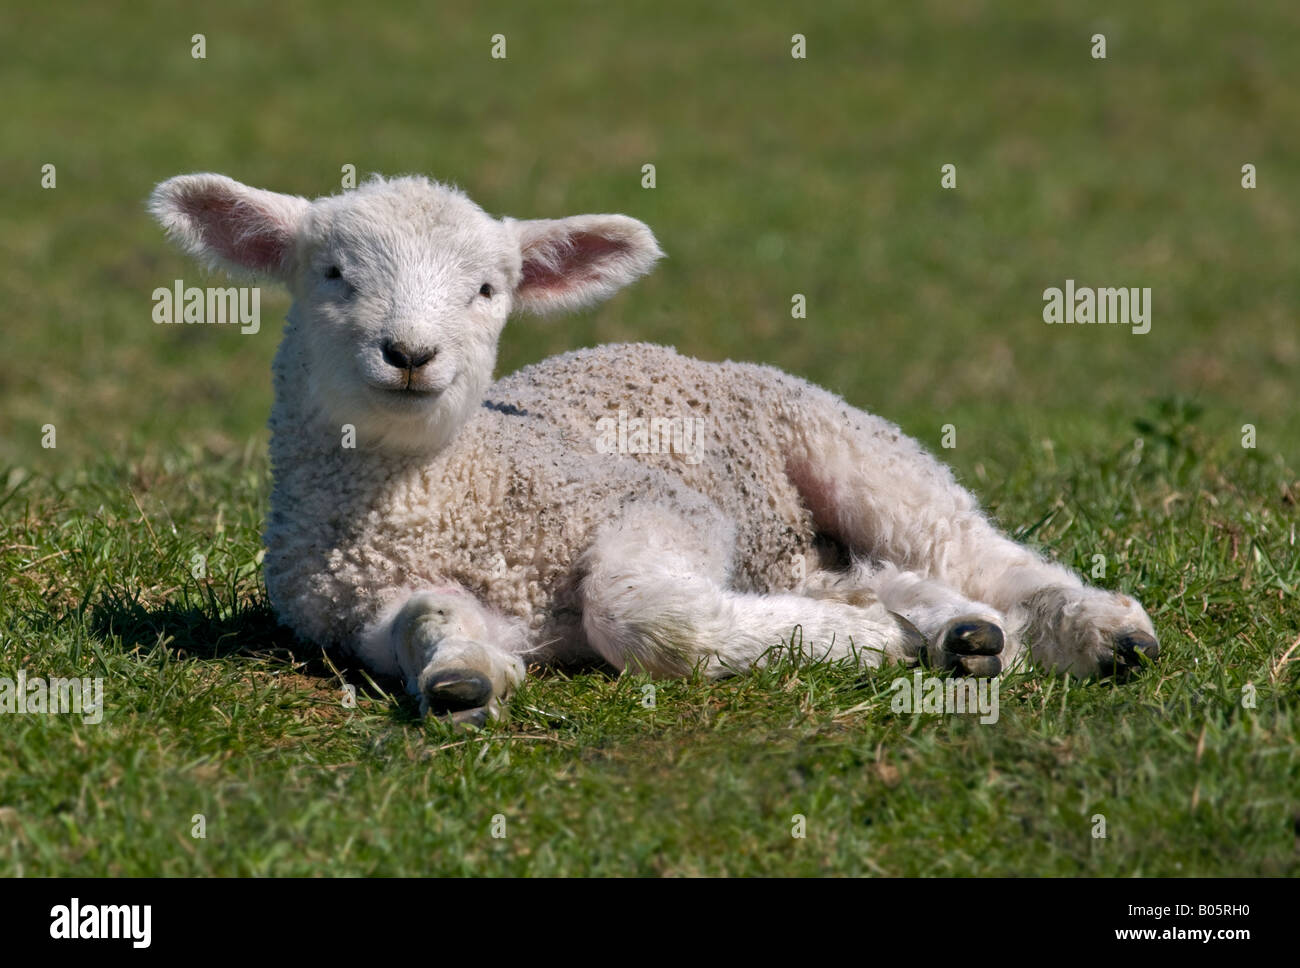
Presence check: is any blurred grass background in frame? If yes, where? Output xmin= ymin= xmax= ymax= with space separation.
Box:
xmin=1 ymin=1 xmax=1297 ymax=875
xmin=2 ymin=0 xmax=1296 ymax=468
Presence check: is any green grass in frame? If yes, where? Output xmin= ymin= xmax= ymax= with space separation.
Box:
xmin=1 ymin=0 xmax=1297 ymax=875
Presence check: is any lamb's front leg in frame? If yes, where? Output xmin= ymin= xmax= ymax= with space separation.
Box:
xmin=361 ymin=588 xmax=528 ymax=724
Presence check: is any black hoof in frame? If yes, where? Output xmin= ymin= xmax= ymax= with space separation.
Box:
xmin=1098 ymin=631 xmax=1159 ymax=678
xmin=921 ymin=619 xmax=1005 ymax=676
xmin=955 ymin=654 xmax=1002 ymax=678
xmin=423 ymin=668 xmax=493 ymax=713
xmin=1117 ymin=631 xmax=1159 ymax=663
xmin=444 ymin=707 xmax=489 ymax=728
xmin=944 ymin=621 xmax=1005 ymax=656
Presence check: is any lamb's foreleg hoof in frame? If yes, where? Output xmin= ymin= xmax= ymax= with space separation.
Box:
xmin=442 ymin=706 xmax=491 ymax=728
xmin=389 ymin=590 xmax=526 ymax=722
xmin=421 ymin=668 xmax=494 ymax=714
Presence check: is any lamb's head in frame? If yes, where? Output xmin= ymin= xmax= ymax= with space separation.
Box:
xmin=149 ymin=173 xmax=663 ymax=453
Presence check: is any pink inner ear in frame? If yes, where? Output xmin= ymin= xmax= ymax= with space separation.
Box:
xmin=176 ymin=187 xmax=289 ymax=273
xmin=521 ymin=231 xmax=631 ymax=293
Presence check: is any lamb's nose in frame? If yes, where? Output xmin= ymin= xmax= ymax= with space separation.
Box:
xmin=381 ymin=340 xmax=436 ymax=370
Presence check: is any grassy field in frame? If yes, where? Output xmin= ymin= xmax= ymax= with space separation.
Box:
xmin=1 ymin=0 xmax=1297 ymax=875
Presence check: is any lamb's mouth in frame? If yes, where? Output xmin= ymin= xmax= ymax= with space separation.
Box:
xmin=369 ymin=384 xmax=443 ymax=406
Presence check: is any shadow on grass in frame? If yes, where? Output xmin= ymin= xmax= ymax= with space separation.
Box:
xmin=85 ymin=586 xmax=417 ymax=716
xmin=80 ymin=584 xmax=627 ymax=731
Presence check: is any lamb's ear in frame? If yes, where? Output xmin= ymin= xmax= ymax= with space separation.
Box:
xmin=149 ymin=173 xmax=310 ymax=279
xmin=507 ymin=214 xmax=663 ymax=315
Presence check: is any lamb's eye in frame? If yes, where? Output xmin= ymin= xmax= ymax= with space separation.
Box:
xmin=478 ymin=283 xmax=494 ymax=298
xmin=324 ymin=265 xmax=342 ymax=280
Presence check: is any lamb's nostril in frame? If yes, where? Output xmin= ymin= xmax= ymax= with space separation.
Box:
xmin=381 ymin=340 xmax=411 ymax=370
xmin=381 ymin=341 xmax=437 ymax=371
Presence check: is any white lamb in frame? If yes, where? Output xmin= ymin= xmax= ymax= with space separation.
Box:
xmin=150 ymin=172 xmax=1159 ymax=724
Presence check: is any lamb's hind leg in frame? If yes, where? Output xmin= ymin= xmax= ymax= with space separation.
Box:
xmin=786 ymin=401 xmax=1158 ymax=679
xmin=802 ymin=562 xmax=1019 ymax=676
xmin=579 ymin=504 xmax=925 ymax=678
xmin=942 ymin=523 xmax=1159 ymax=679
